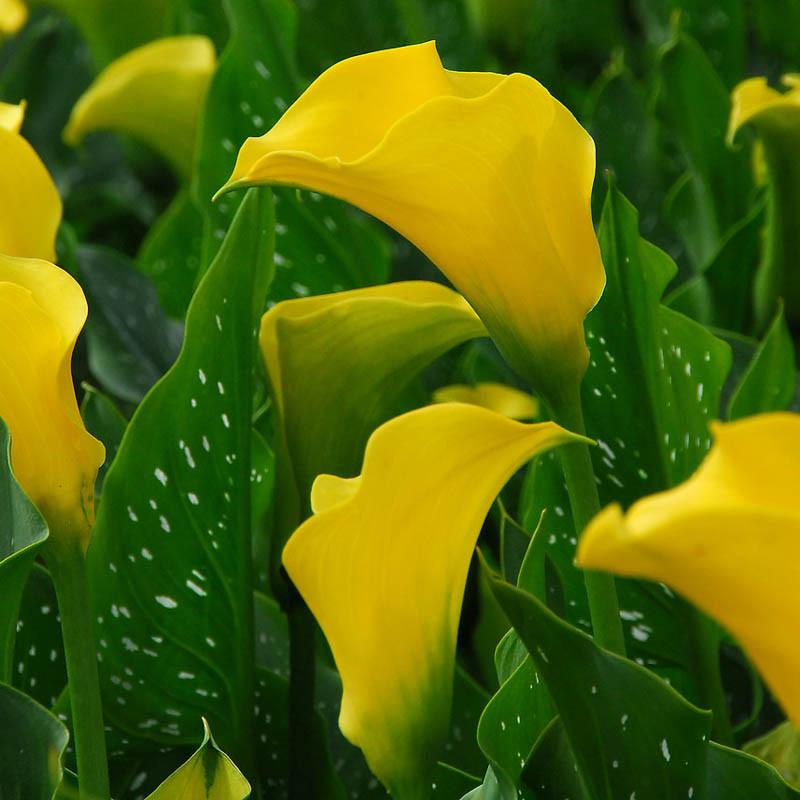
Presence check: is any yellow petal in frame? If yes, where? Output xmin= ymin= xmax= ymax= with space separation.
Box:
xmin=0 ymin=0 xmax=26 ymax=37
xmin=577 ymin=412 xmax=800 ymax=725
xmin=64 ymin=35 xmax=216 ymax=178
xmin=146 ymin=718 xmax=250 ymax=800
xmin=0 ymin=126 xmax=61 ymax=261
xmin=283 ymin=403 xmax=581 ymax=797
xmin=728 ymin=74 xmax=800 ymax=145
xmin=262 ymin=280 xmax=486 ymax=524
xmin=432 ymin=382 xmax=538 ymax=420
xmin=222 ymin=41 xmax=604 ymax=407
xmin=0 ymin=254 xmax=104 ymax=542
xmin=0 ymin=100 xmax=25 ymax=133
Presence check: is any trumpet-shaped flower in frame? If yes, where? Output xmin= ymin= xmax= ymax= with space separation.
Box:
xmin=221 ymin=41 xmax=604 ymax=408
xmin=577 ymin=413 xmax=800 ymax=725
xmin=283 ymin=403 xmax=581 ymax=798
xmin=261 ymin=281 xmax=486 ymax=555
xmin=65 ymin=35 xmax=216 ymax=177
xmin=728 ymin=75 xmax=800 ymax=328
xmin=0 ymin=254 xmax=104 ymax=543
xmin=432 ymin=382 xmax=538 ymax=419
xmin=0 ymin=103 xmax=61 ymax=261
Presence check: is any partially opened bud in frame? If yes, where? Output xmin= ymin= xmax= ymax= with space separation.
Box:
xmin=0 ymin=254 xmax=104 ymax=543
xmin=221 ymin=42 xmax=604 ymax=409
xmin=65 ymin=35 xmax=216 ymax=178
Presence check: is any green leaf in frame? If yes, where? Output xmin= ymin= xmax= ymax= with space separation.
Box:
xmin=708 ymin=742 xmax=800 ymax=799
xmin=87 ymin=189 xmax=274 ymax=771
xmin=728 ymin=304 xmax=796 ymax=420
xmin=0 ymin=683 xmax=68 ymax=800
xmin=144 ymin=719 xmax=250 ymax=800
xmin=492 ymin=579 xmax=713 ymax=800
xmin=80 ymin=384 xmax=127 ymax=493
xmin=520 ymin=187 xmax=730 ymax=671
xmin=657 ymin=30 xmax=752 ymax=265
xmin=190 ymin=0 xmax=389 ymax=295
xmin=80 ymin=245 xmax=182 ymax=403
xmin=458 ymin=765 xmax=516 ymax=800
xmin=13 ymin=565 xmax=66 ymax=709
xmin=0 ymin=419 xmax=49 ymax=682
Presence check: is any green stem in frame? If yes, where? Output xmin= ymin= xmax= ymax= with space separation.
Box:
xmin=687 ymin=606 xmax=733 ymax=745
xmin=550 ymin=391 xmax=626 ymax=656
xmin=46 ymin=540 xmax=109 ymax=800
xmin=287 ymin=584 xmax=318 ymax=800
xmin=393 ymin=0 xmax=430 ymax=42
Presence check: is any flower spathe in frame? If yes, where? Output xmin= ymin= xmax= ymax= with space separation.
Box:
xmin=432 ymin=381 xmax=538 ymax=420
xmin=283 ymin=402 xmax=581 ymax=798
xmin=577 ymin=413 xmax=800 ymax=725
xmin=220 ymin=41 xmax=604 ymax=409
xmin=0 ymin=102 xmax=61 ymax=261
xmin=65 ymin=35 xmax=216 ymax=177
xmin=0 ymin=254 xmax=104 ymax=543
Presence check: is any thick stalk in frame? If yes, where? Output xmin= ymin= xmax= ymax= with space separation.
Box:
xmin=287 ymin=583 xmax=318 ymax=800
xmin=46 ymin=540 xmax=109 ymax=800
xmin=687 ymin=607 xmax=734 ymax=744
xmin=550 ymin=390 xmax=626 ymax=656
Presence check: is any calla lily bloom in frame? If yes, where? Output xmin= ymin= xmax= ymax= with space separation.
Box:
xmin=0 ymin=0 xmax=26 ymax=36
xmin=65 ymin=35 xmax=216 ymax=178
xmin=0 ymin=103 xmax=61 ymax=261
xmin=728 ymin=75 xmax=800 ymax=328
xmin=261 ymin=281 xmax=485 ymax=567
xmin=220 ymin=41 xmax=604 ymax=409
xmin=577 ymin=412 xmax=800 ymax=725
xmin=283 ymin=403 xmax=581 ymax=798
xmin=432 ymin=382 xmax=538 ymax=419
xmin=0 ymin=254 xmax=104 ymax=543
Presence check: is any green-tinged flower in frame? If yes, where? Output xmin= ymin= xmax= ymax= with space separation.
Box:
xmin=221 ymin=41 xmax=605 ymax=409
xmin=578 ymin=413 xmax=800 ymax=727
xmin=729 ymin=75 xmax=800 ymax=329
xmin=0 ymin=253 xmax=104 ymax=544
xmin=65 ymin=35 xmax=216 ymax=177
xmin=260 ymin=281 xmax=486 ymax=565
xmin=0 ymin=102 xmax=61 ymax=261
xmin=432 ymin=382 xmax=538 ymax=419
xmin=283 ymin=403 xmax=581 ymax=798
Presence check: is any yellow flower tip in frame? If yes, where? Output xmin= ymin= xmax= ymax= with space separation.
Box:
xmin=0 ymin=0 xmax=27 ymax=37
xmin=575 ymin=503 xmax=628 ymax=572
xmin=0 ymin=254 xmax=104 ymax=542
xmin=432 ymin=382 xmax=539 ymax=420
xmin=282 ymin=402 xmax=579 ymax=795
xmin=727 ymin=74 xmax=800 ymax=147
xmin=310 ymin=474 xmax=361 ymax=514
xmin=224 ymin=43 xmax=602 ymax=403
xmin=64 ymin=35 xmax=216 ymax=177
xmin=0 ymin=99 xmax=25 ymax=133
xmin=0 ymin=126 xmax=61 ymax=261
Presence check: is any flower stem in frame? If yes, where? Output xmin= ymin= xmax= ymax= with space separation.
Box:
xmin=287 ymin=583 xmax=318 ymax=800
xmin=687 ymin=606 xmax=734 ymax=745
xmin=550 ymin=390 xmax=626 ymax=656
xmin=46 ymin=539 xmax=109 ymax=800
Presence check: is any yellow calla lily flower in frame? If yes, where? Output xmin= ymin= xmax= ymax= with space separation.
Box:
xmin=221 ymin=41 xmax=604 ymax=408
xmin=0 ymin=0 xmax=26 ymax=36
xmin=432 ymin=382 xmax=538 ymax=420
xmin=283 ymin=403 xmax=581 ymax=798
xmin=728 ymin=75 xmax=800 ymax=328
xmin=577 ymin=412 xmax=800 ymax=725
xmin=0 ymin=254 xmax=104 ymax=542
xmin=261 ymin=281 xmax=486 ymax=560
xmin=0 ymin=104 xmax=61 ymax=261
xmin=64 ymin=35 xmax=216 ymax=178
